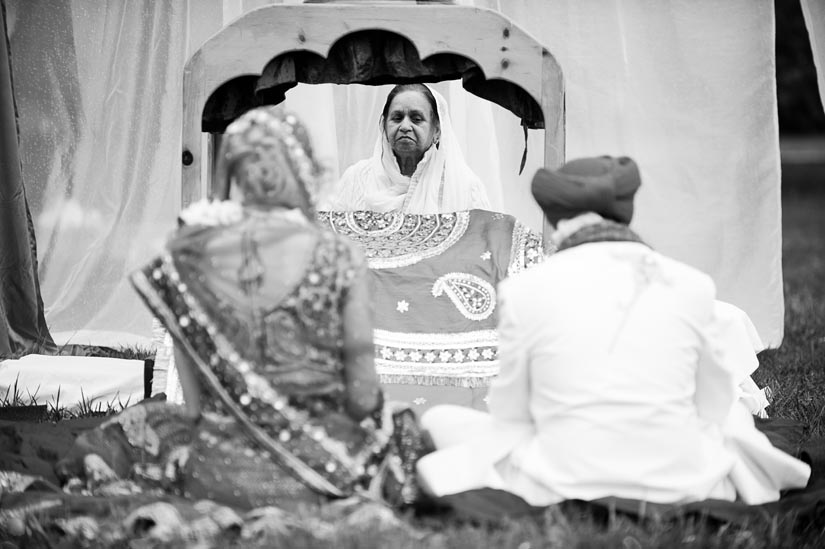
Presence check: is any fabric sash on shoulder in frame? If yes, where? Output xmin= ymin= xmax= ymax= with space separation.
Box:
xmin=132 ymin=256 xmax=371 ymax=498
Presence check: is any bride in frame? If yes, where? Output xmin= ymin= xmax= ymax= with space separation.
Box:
xmin=59 ymin=107 xmax=430 ymax=509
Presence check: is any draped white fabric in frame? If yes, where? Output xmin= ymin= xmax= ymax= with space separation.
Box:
xmin=7 ymin=1 xmax=187 ymax=345
xmin=282 ymin=0 xmax=787 ymax=347
xmin=8 ymin=0 xmax=786 ymax=347
xmin=488 ymin=0 xmax=783 ymax=348
xmin=802 ymin=0 xmax=825 ymax=115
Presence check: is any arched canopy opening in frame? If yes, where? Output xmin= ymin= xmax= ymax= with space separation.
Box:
xmin=183 ymin=3 xmax=564 ymax=207
xmin=201 ymin=30 xmax=545 ymax=134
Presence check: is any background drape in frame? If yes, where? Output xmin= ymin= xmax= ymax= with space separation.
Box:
xmin=504 ymin=0 xmax=784 ymax=348
xmin=6 ymin=0 xmax=186 ymax=347
xmin=0 ymin=1 xmax=53 ymax=356
xmin=802 ymin=0 xmax=825 ymax=115
xmin=4 ymin=0 xmax=795 ymax=349
xmin=294 ymin=0 xmax=786 ymax=347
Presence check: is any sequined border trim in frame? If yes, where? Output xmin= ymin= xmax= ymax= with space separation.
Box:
xmin=373 ymin=329 xmax=499 ymax=387
xmin=431 ymin=272 xmax=496 ymax=321
xmin=318 ymin=211 xmax=470 ymax=269
xmin=507 ymin=221 xmax=546 ymax=276
xmin=161 ymin=256 xmax=376 ymax=474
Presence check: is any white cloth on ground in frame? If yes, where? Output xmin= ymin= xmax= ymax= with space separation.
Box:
xmin=712 ymin=300 xmax=772 ymax=417
xmin=0 ymin=355 xmax=144 ymax=411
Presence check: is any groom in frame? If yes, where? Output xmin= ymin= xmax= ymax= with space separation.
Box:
xmin=415 ymin=156 xmax=809 ymax=514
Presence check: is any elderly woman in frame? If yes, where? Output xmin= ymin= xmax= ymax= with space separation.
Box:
xmin=323 ymin=84 xmax=491 ymax=213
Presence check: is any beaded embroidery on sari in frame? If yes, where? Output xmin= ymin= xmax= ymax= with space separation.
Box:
xmin=132 ymin=230 xmax=388 ymax=497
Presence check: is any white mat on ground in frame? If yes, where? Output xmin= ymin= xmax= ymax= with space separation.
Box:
xmin=0 ymin=355 xmax=144 ymax=411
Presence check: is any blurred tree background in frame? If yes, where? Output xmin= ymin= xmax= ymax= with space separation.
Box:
xmin=776 ymin=0 xmax=825 ymax=134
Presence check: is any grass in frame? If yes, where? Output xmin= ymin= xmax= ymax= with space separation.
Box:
xmin=0 ymin=373 xmax=132 ymax=422
xmin=0 ymin=343 xmax=152 ymax=420
xmin=2 ymin=172 xmax=824 ymax=548
xmin=1 ymin=342 xmax=154 ymax=362
xmin=753 ymin=178 xmax=825 ymax=439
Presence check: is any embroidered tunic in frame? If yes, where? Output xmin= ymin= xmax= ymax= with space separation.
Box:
xmin=318 ymin=209 xmax=545 ymax=411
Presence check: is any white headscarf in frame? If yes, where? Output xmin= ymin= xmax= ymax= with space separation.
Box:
xmin=322 ymin=85 xmax=491 ymax=214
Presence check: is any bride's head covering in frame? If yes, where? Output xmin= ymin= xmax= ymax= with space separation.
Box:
xmin=325 ymin=84 xmax=491 ymax=214
xmin=215 ymin=107 xmax=323 ymax=219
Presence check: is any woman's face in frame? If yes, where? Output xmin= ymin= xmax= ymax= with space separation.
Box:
xmin=383 ymin=90 xmax=440 ymax=163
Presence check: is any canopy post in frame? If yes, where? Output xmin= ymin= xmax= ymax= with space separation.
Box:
xmin=541 ymin=48 xmax=565 ymax=247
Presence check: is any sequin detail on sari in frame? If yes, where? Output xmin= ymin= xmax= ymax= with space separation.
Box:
xmin=133 ymin=232 xmax=381 ymax=496
xmin=508 ymin=220 xmax=546 ymax=276
xmin=374 ymin=329 xmax=499 ymax=388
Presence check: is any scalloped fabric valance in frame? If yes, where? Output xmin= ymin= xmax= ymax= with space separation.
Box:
xmin=201 ymin=30 xmax=545 ymax=133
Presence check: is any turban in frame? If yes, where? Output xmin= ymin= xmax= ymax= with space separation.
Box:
xmin=531 ymin=156 xmax=641 ymax=225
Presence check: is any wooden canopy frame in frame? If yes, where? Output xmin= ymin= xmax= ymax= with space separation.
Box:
xmin=181 ymin=3 xmax=565 ymax=208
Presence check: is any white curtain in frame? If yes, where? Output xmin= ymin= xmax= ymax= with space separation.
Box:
xmin=473 ymin=0 xmax=783 ymax=348
xmin=802 ymin=0 xmax=825 ymax=115
xmin=8 ymin=0 xmax=786 ymax=347
xmin=7 ymin=0 xmax=187 ymax=346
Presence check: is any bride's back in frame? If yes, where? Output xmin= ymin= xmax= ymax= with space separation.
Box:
xmin=173 ymin=214 xmax=357 ymax=395
xmin=199 ymin=217 xmax=323 ymax=309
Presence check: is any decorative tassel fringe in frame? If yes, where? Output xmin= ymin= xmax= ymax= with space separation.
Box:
xmin=378 ymin=373 xmax=494 ymax=388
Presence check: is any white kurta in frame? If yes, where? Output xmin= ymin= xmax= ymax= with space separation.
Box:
xmin=417 ymin=242 xmax=810 ymax=506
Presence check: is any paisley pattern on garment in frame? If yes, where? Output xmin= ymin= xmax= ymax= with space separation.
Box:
xmin=318 ymin=209 xmax=546 ymax=397
xmin=431 ymin=273 xmax=496 ymax=321
xmin=317 ymin=210 xmax=470 ymax=269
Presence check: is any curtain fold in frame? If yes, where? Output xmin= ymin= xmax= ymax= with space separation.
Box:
xmin=7 ymin=0 xmax=187 ymax=346
xmin=479 ymin=0 xmax=785 ymax=348
xmin=801 ymin=0 xmax=825 ymax=115
xmin=0 ymin=0 xmax=54 ymax=356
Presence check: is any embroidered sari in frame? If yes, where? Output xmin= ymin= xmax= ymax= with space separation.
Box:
xmin=318 ymin=208 xmax=546 ymax=412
